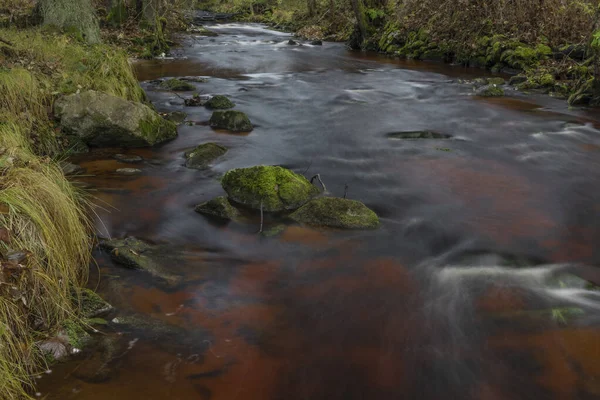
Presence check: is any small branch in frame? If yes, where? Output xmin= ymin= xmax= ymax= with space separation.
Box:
xmin=258 ymin=201 xmax=264 ymax=234
xmin=343 ymin=184 xmax=348 ymax=199
xmin=310 ymin=174 xmax=327 ymax=193
xmin=302 ymin=160 xmax=313 ymax=175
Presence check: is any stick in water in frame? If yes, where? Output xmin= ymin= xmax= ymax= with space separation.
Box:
xmin=343 ymin=184 xmax=348 ymax=199
xmin=310 ymin=174 xmax=327 ymax=193
xmin=259 ymin=200 xmax=264 ymax=233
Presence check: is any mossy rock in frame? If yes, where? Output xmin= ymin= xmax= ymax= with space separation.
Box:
xmin=261 ymin=224 xmax=286 ymax=237
xmin=165 ymin=111 xmax=187 ymax=124
xmin=73 ymin=336 xmax=126 ymax=383
xmin=184 ymin=143 xmax=227 ymax=169
xmin=209 ymin=110 xmax=253 ymax=132
xmin=487 ymin=77 xmax=505 ymax=85
xmin=205 ymin=95 xmax=235 ymax=110
xmin=475 ymin=84 xmax=504 ymax=97
xmin=99 ymin=237 xmax=181 ymax=284
xmin=159 ymin=78 xmax=196 ymax=91
xmin=55 ymin=91 xmax=177 ymax=147
xmin=289 ymin=197 xmax=380 ymax=229
xmin=194 ymin=196 xmax=241 ymax=220
xmin=221 ymin=165 xmax=319 ymax=212
xmin=77 ymin=288 xmax=113 ymax=318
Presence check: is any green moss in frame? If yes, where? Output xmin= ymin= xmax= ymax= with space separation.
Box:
xmin=487 ymin=77 xmax=505 ymax=85
xmin=194 ymin=196 xmax=241 ymax=220
xmin=62 ymin=319 xmax=90 ymax=349
xmin=138 ymin=115 xmax=177 ymax=146
xmin=209 ymin=110 xmax=253 ymax=132
xmin=205 ymin=95 xmax=235 ymax=110
xmin=221 ymin=165 xmax=319 ymax=212
xmin=476 ymin=84 xmax=504 ymax=97
xmin=74 ymin=288 xmax=113 ymax=318
xmin=159 ymin=78 xmax=196 ymax=91
xmin=289 ymin=197 xmax=380 ymax=229
xmin=184 ymin=142 xmax=228 ymax=169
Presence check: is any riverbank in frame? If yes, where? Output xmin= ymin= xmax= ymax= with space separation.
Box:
xmin=205 ymin=0 xmax=600 ymax=106
xmin=0 ymin=26 xmax=151 ymax=399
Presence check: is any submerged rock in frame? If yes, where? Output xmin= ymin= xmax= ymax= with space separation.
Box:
xmin=261 ymin=224 xmax=286 ymax=237
xmin=60 ymin=161 xmax=84 ymax=176
xmin=209 ymin=110 xmax=253 ymax=132
xmin=114 ymin=154 xmax=143 ymax=163
xmin=476 ymin=84 xmax=505 ymax=97
xmin=205 ymin=95 xmax=235 ymax=110
xmin=116 ymin=168 xmax=142 ymax=175
xmin=310 ymin=40 xmax=323 ymax=46
xmin=165 ymin=111 xmax=188 ymax=124
xmin=194 ymin=196 xmax=241 ymax=220
xmin=290 ymin=197 xmax=380 ymax=229
xmin=387 ymin=131 xmax=452 ymax=139
xmin=159 ymin=78 xmax=196 ymax=91
xmin=221 ymin=165 xmax=319 ymax=212
xmin=99 ymin=237 xmax=181 ymax=284
xmin=184 ymin=143 xmax=227 ymax=169
xmin=73 ymin=336 xmax=126 ymax=383
xmin=54 ymin=91 xmax=177 ymax=147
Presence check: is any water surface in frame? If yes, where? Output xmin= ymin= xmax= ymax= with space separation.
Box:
xmin=39 ymin=23 xmax=600 ymax=400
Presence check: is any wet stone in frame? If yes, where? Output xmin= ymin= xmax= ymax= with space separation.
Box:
xmin=184 ymin=143 xmax=228 ymax=169
xmin=476 ymin=84 xmax=505 ymax=97
xmin=289 ymin=197 xmax=380 ymax=229
xmin=116 ymin=168 xmax=142 ymax=175
xmin=205 ymin=95 xmax=235 ymax=110
xmin=60 ymin=161 xmax=84 ymax=176
xmin=159 ymin=78 xmax=196 ymax=91
xmin=184 ymin=94 xmax=209 ymax=107
xmin=209 ymin=110 xmax=253 ymax=132
xmin=195 ymin=196 xmax=241 ymax=220
xmin=165 ymin=111 xmax=188 ymax=124
xmin=387 ymin=131 xmax=452 ymax=139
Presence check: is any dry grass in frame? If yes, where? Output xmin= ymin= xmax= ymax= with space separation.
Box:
xmin=0 ymin=27 xmax=145 ymax=399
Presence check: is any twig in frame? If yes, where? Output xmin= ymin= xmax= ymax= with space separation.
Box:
xmin=343 ymin=184 xmax=348 ymax=199
xmin=258 ymin=201 xmax=264 ymax=233
xmin=302 ymin=160 xmax=313 ymax=175
xmin=310 ymin=174 xmax=327 ymax=192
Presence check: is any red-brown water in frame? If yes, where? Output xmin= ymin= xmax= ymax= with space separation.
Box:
xmin=38 ymin=23 xmax=600 ymax=400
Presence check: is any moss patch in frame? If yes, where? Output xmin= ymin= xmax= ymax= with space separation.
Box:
xmin=475 ymin=84 xmax=504 ymax=97
xmin=221 ymin=165 xmax=319 ymax=212
xmin=209 ymin=110 xmax=253 ymax=132
xmin=205 ymin=95 xmax=235 ymax=110
xmin=184 ymin=143 xmax=228 ymax=169
xmin=194 ymin=196 xmax=241 ymax=220
xmin=159 ymin=78 xmax=196 ymax=91
xmin=289 ymin=197 xmax=380 ymax=229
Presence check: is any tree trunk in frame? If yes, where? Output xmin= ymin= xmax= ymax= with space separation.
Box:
xmin=307 ymin=0 xmax=317 ymax=17
xmin=351 ymin=0 xmax=367 ymax=48
xmin=37 ymin=0 xmax=101 ymax=43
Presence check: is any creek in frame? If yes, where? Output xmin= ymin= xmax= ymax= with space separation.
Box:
xmin=39 ymin=22 xmax=600 ymax=400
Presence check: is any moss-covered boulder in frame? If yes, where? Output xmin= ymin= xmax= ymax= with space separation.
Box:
xmin=289 ymin=197 xmax=380 ymax=229
xmin=159 ymin=78 xmax=196 ymax=91
xmin=205 ymin=95 xmax=235 ymax=110
xmin=475 ymin=84 xmax=504 ymax=97
xmin=221 ymin=166 xmax=319 ymax=212
xmin=99 ymin=237 xmax=181 ymax=284
xmin=184 ymin=143 xmax=227 ymax=169
xmin=194 ymin=196 xmax=241 ymax=220
xmin=54 ymin=91 xmax=177 ymax=147
xmin=209 ymin=110 xmax=253 ymax=132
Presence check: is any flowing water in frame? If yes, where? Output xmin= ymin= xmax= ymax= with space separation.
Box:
xmin=38 ymin=23 xmax=600 ymax=399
